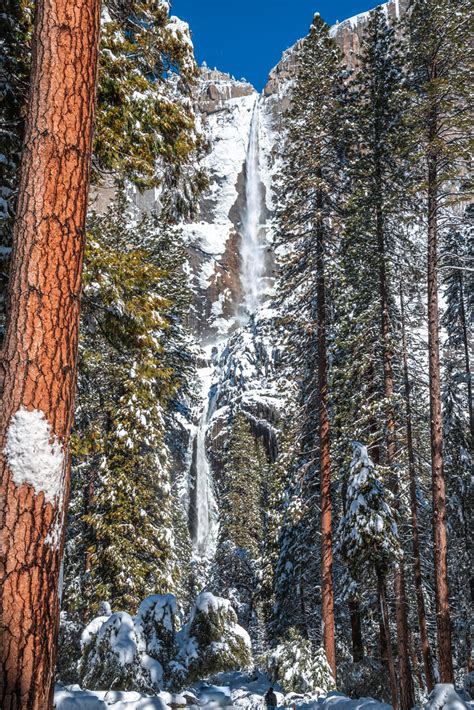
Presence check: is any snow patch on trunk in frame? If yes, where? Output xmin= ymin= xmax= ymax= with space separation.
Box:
xmin=4 ymin=406 xmax=65 ymax=504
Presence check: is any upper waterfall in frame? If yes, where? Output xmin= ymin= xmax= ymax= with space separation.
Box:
xmin=239 ymin=97 xmax=269 ymax=321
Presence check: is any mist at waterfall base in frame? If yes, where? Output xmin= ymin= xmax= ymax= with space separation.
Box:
xmin=189 ymin=96 xmax=270 ymax=561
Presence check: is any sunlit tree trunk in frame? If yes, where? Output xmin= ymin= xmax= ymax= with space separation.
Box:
xmin=316 ymin=172 xmax=336 ymax=681
xmin=0 ymin=0 xmax=101 ymax=706
xmin=427 ymin=114 xmax=453 ymax=683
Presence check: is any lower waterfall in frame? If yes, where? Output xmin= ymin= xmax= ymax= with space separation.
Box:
xmin=190 ymin=355 xmax=218 ymax=560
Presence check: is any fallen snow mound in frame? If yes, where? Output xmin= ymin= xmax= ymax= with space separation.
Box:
xmin=424 ymin=684 xmax=469 ymax=710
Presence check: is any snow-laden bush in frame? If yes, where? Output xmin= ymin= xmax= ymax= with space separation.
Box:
xmin=77 ymin=592 xmax=251 ymax=691
xmin=338 ymin=443 xmax=401 ymax=581
xmin=463 ymin=672 xmax=474 ymax=700
xmin=134 ymin=594 xmax=187 ymax=687
xmin=80 ymin=611 xmax=162 ymax=692
xmin=179 ymin=592 xmax=252 ymax=682
xmin=266 ymin=628 xmax=335 ymax=694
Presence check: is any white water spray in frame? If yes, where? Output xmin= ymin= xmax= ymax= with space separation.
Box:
xmin=240 ymin=98 xmax=267 ymax=319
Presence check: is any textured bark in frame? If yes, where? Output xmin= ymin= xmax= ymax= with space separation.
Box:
xmin=316 ymin=178 xmax=336 ymax=681
xmin=377 ymin=574 xmax=399 ymax=710
xmin=427 ymin=118 xmax=454 ymax=683
xmin=400 ymin=285 xmax=435 ymax=691
xmin=0 ymin=0 xmax=101 ymax=706
xmin=457 ymin=269 xmax=474 ymax=624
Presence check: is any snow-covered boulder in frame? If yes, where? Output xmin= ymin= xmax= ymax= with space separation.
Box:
xmin=266 ymin=628 xmax=335 ymax=695
xmin=424 ymin=684 xmax=469 ymax=710
xmin=180 ymin=592 xmax=252 ymax=681
xmin=54 ymin=685 xmax=172 ymax=709
xmin=54 ymin=685 xmax=107 ymax=709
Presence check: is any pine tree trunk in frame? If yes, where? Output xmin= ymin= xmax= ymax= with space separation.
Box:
xmin=376 ymin=197 xmax=413 ymax=710
xmin=400 ymin=285 xmax=435 ymax=691
xmin=348 ymin=597 xmax=364 ymax=662
xmin=0 ymin=0 xmax=101 ymax=706
xmin=316 ymin=180 xmax=336 ymax=681
xmin=377 ymin=572 xmax=399 ymax=710
xmin=427 ymin=121 xmax=454 ymax=683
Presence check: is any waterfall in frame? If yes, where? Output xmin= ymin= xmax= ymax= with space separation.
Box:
xmin=239 ymin=98 xmax=267 ymax=319
xmin=190 ymin=356 xmax=218 ymax=560
xmin=190 ymin=95 xmax=269 ymax=560
xmin=194 ymin=408 xmax=211 ymax=556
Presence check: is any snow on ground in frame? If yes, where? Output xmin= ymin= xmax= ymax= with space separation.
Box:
xmin=55 ymin=672 xmax=401 ymax=710
xmin=424 ymin=684 xmax=471 ymax=710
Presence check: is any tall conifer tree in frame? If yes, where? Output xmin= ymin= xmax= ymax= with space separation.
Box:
xmin=403 ymin=0 xmax=473 ymax=680
xmin=275 ymin=14 xmax=343 ymax=677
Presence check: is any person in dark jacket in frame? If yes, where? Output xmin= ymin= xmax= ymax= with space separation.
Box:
xmin=264 ymin=688 xmax=278 ymax=709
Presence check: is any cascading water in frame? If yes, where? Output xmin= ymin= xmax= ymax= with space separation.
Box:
xmin=194 ymin=408 xmax=211 ymax=555
xmin=239 ymin=98 xmax=268 ymax=321
xmin=190 ymin=355 xmax=219 ymax=560
xmin=190 ymin=95 xmax=269 ymax=560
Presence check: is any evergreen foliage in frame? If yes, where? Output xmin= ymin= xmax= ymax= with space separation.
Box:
xmin=0 ymin=0 xmax=32 ymax=334
xmin=266 ymin=628 xmax=335 ymax=694
xmin=63 ymin=190 xmax=194 ymax=617
xmin=273 ymin=12 xmax=343 ymax=647
xmin=441 ymin=208 xmax=473 ymax=674
xmin=180 ymin=593 xmax=252 ymax=682
xmin=95 ymin=1 xmax=206 ymax=206
xmin=339 ymin=443 xmax=401 ymax=582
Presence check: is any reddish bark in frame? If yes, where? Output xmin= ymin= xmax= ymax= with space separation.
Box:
xmin=316 ymin=174 xmax=337 ymax=681
xmin=377 ymin=574 xmax=399 ymax=710
xmin=400 ymin=285 xmax=435 ymax=691
xmin=0 ymin=0 xmax=101 ymax=706
xmin=427 ymin=117 xmax=454 ymax=683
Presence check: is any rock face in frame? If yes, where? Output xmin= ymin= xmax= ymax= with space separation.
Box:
xmin=197 ymin=64 xmax=255 ymax=115
xmin=264 ymin=0 xmax=410 ymax=98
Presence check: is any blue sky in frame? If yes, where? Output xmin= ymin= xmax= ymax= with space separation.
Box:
xmin=171 ymin=0 xmax=380 ymax=90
